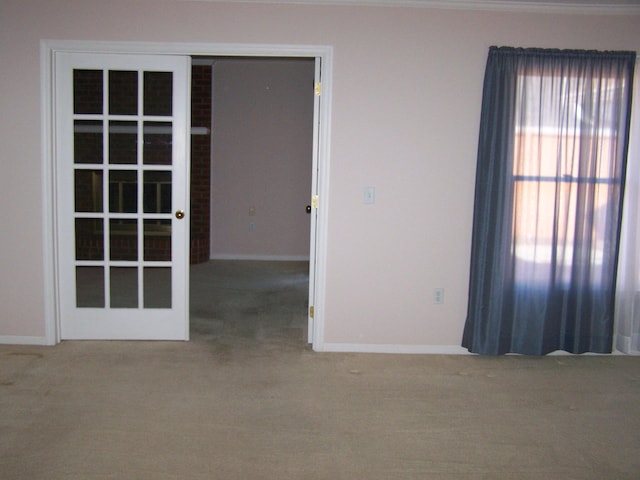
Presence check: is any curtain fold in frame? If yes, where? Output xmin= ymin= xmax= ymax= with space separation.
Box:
xmin=463 ymin=47 xmax=636 ymax=355
xmin=615 ymin=61 xmax=640 ymax=354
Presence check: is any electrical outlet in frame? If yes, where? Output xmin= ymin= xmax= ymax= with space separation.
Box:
xmin=433 ymin=288 xmax=444 ymax=304
xmin=249 ymin=222 xmax=255 ymax=232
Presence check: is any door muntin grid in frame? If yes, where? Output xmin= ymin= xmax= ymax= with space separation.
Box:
xmin=72 ymin=68 xmax=175 ymax=310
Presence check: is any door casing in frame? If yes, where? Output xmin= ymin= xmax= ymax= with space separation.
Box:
xmin=41 ymin=40 xmax=332 ymax=350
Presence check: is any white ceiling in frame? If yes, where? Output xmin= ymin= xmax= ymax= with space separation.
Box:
xmin=181 ymin=0 xmax=640 ymax=14
xmin=179 ymin=0 xmax=640 ymax=13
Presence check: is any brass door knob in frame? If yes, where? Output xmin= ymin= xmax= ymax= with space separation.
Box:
xmin=175 ymin=210 xmax=185 ymax=219
xmin=305 ymin=205 xmax=311 ymax=214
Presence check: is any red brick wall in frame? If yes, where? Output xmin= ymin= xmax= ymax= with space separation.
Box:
xmin=190 ymin=64 xmax=212 ymax=264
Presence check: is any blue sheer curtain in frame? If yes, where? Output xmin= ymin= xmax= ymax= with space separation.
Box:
xmin=463 ymin=47 xmax=636 ymax=355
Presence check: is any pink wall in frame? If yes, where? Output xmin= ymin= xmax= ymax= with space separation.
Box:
xmin=0 ymin=0 xmax=639 ymax=348
xmin=211 ymin=58 xmax=314 ymax=260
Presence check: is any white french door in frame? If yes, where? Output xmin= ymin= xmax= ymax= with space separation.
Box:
xmin=54 ymin=52 xmax=191 ymax=340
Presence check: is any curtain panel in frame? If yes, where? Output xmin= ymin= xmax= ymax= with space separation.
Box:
xmin=615 ymin=61 xmax=640 ymax=354
xmin=463 ymin=47 xmax=636 ymax=355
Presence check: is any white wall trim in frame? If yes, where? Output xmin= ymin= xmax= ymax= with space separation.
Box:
xmin=40 ymin=41 xmax=59 ymax=346
xmin=210 ymin=254 xmax=310 ymax=261
xmin=615 ymin=333 xmax=640 ymax=355
xmin=41 ymin=40 xmax=331 ymax=351
xmin=42 ymin=40 xmax=333 ymax=58
xmin=547 ymin=349 xmax=628 ymax=356
xmin=317 ymin=343 xmax=472 ymax=354
xmin=0 ymin=336 xmax=50 ymax=346
xmin=174 ymin=0 xmax=640 ymax=15
xmin=317 ymin=343 xmax=638 ymax=355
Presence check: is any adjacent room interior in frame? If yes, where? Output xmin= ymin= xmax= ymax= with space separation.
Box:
xmin=189 ymin=56 xmax=316 ymax=347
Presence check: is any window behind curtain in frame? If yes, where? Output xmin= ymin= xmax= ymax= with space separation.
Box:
xmin=513 ymin=69 xmax=629 ymax=287
xmin=463 ymin=47 xmax=636 ymax=355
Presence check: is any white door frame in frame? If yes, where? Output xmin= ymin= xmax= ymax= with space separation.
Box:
xmin=41 ymin=40 xmax=331 ymax=350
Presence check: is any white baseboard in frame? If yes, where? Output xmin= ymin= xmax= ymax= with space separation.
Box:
xmin=615 ymin=334 xmax=640 ymax=355
xmin=315 ymin=344 xmax=634 ymax=355
xmin=316 ymin=343 xmax=471 ymax=355
xmin=547 ymin=349 xmax=626 ymax=356
xmin=209 ymin=254 xmax=310 ymax=262
xmin=0 ymin=335 xmax=50 ymax=346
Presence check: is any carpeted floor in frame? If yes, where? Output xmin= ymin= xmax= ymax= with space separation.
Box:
xmin=1 ymin=261 xmax=639 ymax=479
xmin=189 ymin=260 xmax=310 ymax=347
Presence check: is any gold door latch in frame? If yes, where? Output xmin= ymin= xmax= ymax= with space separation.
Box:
xmin=175 ymin=210 xmax=185 ymax=219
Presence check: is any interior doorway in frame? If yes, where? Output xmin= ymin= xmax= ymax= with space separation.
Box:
xmin=189 ymin=56 xmax=316 ymax=346
xmin=43 ymin=41 xmax=331 ymax=349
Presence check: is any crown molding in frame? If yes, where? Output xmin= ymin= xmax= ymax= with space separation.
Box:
xmin=179 ymin=0 xmax=640 ymax=15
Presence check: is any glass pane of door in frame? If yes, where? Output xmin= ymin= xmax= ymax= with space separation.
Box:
xmin=71 ymin=66 xmax=175 ymax=310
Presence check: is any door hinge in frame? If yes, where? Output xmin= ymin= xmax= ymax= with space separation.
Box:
xmin=311 ymin=195 xmax=318 ymax=209
xmin=309 ymin=305 xmax=314 ymax=318
xmin=314 ymin=82 xmax=322 ymax=96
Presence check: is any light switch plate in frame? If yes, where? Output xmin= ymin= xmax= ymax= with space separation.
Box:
xmin=364 ymin=186 xmax=375 ymax=204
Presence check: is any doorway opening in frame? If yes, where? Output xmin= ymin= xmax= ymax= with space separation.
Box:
xmin=43 ymin=41 xmax=330 ymax=349
xmin=188 ymin=56 xmax=315 ymax=347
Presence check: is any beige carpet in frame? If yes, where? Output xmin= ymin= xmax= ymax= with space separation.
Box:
xmin=1 ymin=261 xmax=639 ymax=479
